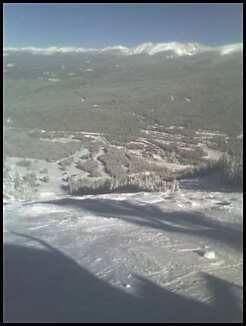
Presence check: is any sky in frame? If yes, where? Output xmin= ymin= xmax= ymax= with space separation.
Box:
xmin=3 ymin=3 xmax=243 ymax=48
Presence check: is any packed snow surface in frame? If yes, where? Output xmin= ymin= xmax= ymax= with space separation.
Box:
xmin=3 ymin=179 xmax=243 ymax=322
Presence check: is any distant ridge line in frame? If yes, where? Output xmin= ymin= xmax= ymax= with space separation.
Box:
xmin=4 ymin=42 xmax=243 ymax=57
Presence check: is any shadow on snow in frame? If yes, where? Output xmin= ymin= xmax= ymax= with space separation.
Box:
xmin=3 ymin=233 xmax=242 ymax=323
xmin=36 ymin=197 xmax=242 ymax=252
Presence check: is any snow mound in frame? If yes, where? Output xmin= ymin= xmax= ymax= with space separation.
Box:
xmin=6 ymin=63 xmax=16 ymax=68
xmin=47 ymin=78 xmax=60 ymax=82
xmin=203 ymin=251 xmax=216 ymax=260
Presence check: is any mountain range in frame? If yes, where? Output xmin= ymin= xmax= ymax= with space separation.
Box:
xmin=4 ymin=42 xmax=243 ymax=57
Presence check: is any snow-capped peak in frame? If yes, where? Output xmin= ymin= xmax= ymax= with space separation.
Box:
xmin=101 ymin=45 xmax=130 ymax=54
xmin=131 ymin=42 xmax=155 ymax=55
xmin=3 ymin=46 xmax=98 ymax=55
xmin=131 ymin=42 xmax=213 ymax=56
xmin=217 ymin=43 xmax=243 ymax=55
xmin=3 ymin=42 xmax=243 ymax=57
